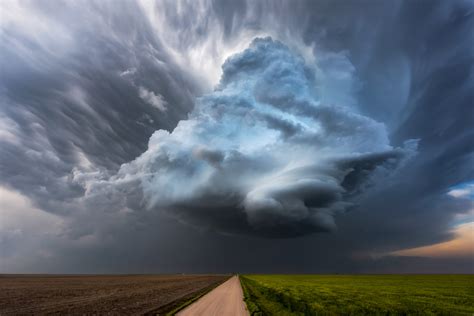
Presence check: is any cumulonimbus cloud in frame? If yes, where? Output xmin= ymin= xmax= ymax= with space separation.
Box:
xmin=80 ymin=37 xmax=417 ymax=237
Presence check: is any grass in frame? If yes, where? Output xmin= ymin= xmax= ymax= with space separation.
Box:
xmin=240 ymin=274 xmax=474 ymax=315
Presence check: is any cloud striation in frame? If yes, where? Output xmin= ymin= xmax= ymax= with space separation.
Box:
xmin=1 ymin=0 xmax=472 ymax=273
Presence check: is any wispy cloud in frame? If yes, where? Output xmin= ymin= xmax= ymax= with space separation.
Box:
xmin=138 ymin=86 xmax=168 ymax=112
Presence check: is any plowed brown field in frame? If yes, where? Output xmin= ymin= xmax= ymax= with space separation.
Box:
xmin=0 ymin=274 xmax=228 ymax=315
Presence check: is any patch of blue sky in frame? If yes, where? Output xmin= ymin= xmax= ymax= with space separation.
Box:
xmin=447 ymin=181 xmax=474 ymax=200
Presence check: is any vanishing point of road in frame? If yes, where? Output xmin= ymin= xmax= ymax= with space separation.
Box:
xmin=177 ymin=275 xmax=249 ymax=316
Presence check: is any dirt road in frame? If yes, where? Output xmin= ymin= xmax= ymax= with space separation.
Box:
xmin=177 ymin=275 xmax=249 ymax=316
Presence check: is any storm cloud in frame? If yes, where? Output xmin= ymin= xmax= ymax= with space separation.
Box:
xmin=78 ymin=37 xmax=416 ymax=237
xmin=0 ymin=0 xmax=473 ymax=273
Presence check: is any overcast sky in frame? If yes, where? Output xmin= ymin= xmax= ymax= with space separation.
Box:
xmin=0 ymin=0 xmax=473 ymax=273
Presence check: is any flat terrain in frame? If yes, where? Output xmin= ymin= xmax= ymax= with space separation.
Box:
xmin=178 ymin=275 xmax=248 ymax=316
xmin=241 ymin=274 xmax=474 ymax=315
xmin=0 ymin=274 xmax=228 ymax=315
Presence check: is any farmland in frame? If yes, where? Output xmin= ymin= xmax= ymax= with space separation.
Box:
xmin=0 ymin=274 xmax=228 ymax=315
xmin=240 ymin=274 xmax=474 ymax=315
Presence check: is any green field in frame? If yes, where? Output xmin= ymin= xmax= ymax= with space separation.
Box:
xmin=240 ymin=274 xmax=474 ymax=315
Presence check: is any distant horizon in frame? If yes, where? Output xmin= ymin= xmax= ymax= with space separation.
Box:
xmin=2 ymin=273 xmax=474 ymax=276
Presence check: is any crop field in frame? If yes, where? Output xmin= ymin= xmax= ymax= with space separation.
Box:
xmin=240 ymin=274 xmax=474 ymax=315
xmin=0 ymin=274 xmax=228 ymax=315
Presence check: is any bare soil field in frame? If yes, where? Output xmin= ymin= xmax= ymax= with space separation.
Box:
xmin=0 ymin=274 xmax=229 ymax=315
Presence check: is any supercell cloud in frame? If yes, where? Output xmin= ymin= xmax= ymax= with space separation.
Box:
xmin=80 ymin=38 xmax=417 ymax=237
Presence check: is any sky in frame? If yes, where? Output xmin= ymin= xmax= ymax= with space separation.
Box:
xmin=0 ymin=0 xmax=473 ymax=274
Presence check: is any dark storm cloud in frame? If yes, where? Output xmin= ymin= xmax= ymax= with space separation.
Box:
xmin=0 ymin=0 xmax=200 ymax=214
xmin=74 ymin=38 xmax=416 ymax=238
xmin=0 ymin=0 xmax=473 ymax=273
